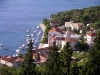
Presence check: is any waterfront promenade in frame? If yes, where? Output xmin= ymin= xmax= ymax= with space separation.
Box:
xmin=38 ymin=24 xmax=46 ymax=48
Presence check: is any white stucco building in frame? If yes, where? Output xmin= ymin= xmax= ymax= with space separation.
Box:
xmin=0 ymin=56 xmax=24 ymax=68
xmin=48 ymin=27 xmax=63 ymax=46
xmin=86 ymin=31 xmax=97 ymax=48
xmin=65 ymin=21 xmax=84 ymax=30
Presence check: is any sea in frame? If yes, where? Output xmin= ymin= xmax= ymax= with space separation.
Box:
xmin=0 ymin=0 xmax=100 ymax=56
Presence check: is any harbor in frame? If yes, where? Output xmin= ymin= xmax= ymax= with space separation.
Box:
xmin=0 ymin=25 xmax=43 ymax=56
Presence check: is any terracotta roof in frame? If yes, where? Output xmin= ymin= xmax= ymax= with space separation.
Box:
xmin=49 ymin=27 xmax=63 ymax=33
xmin=87 ymin=32 xmax=97 ymax=36
xmin=0 ymin=56 xmax=24 ymax=63
xmin=16 ymin=58 xmax=24 ymax=63
xmin=1 ymin=56 xmax=13 ymax=62
xmin=40 ymin=56 xmax=46 ymax=63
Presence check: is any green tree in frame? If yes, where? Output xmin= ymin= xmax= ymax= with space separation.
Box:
xmin=45 ymin=42 xmax=61 ymax=75
xmin=60 ymin=42 xmax=73 ymax=75
xmin=22 ymin=40 xmax=36 ymax=75
xmin=0 ymin=66 xmax=14 ymax=75
xmin=84 ymin=30 xmax=100 ymax=75
xmin=70 ymin=63 xmax=79 ymax=75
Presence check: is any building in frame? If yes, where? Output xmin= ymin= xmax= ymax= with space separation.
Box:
xmin=48 ymin=27 xmax=63 ymax=46
xmin=48 ymin=27 xmax=80 ymax=50
xmin=65 ymin=22 xmax=84 ymax=30
xmin=61 ymin=28 xmax=79 ymax=50
xmin=86 ymin=31 xmax=97 ymax=48
xmin=0 ymin=56 xmax=24 ymax=68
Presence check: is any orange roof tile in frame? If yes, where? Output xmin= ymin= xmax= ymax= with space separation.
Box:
xmin=87 ymin=32 xmax=97 ymax=36
xmin=49 ymin=27 xmax=63 ymax=33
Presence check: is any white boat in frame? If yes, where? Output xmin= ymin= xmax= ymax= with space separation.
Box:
xmin=22 ymin=44 xmax=25 ymax=47
xmin=39 ymin=32 xmax=41 ymax=34
xmin=31 ymin=34 xmax=34 ymax=37
xmin=0 ymin=44 xmax=3 ymax=46
xmin=26 ymin=29 xmax=30 ymax=33
xmin=16 ymin=49 xmax=21 ymax=53
xmin=32 ymin=48 xmax=36 ymax=50
xmin=19 ymin=46 xmax=22 ymax=49
xmin=26 ymin=35 xmax=30 ymax=37
xmin=33 ymin=45 xmax=36 ymax=48
xmin=32 ymin=38 xmax=35 ymax=41
xmin=36 ymin=26 xmax=40 ymax=29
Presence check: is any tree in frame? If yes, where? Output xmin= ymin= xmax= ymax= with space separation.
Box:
xmin=60 ymin=42 xmax=73 ymax=75
xmin=45 ymin=42 xmax=61 ymax=75
xmin=70 ymin=63 xmax=79 ymax=75
xmin=75 ymin=40 xmax=89 ymax=51
xmin=21 ymin=40 xmax=36 ymax=75
xmin=0 ymin=66 xmax=14 ymax=75
xmin=84 ymin=30 xmax=100 ymax=75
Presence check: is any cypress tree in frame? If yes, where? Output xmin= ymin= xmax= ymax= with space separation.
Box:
xmin=45 ymin=42 xmax=61 ymax=75
xmin=84 ymin=31 xmax=100 ymax=75
xmin=70 ymin=63 xmax=79 ymax=75
xmin=22 ymin=40 xmax=36 ymax=75
xmin=60 ymin=42 xmax=73 ymax=75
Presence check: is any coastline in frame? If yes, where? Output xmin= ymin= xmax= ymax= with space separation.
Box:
xmin=38 ymin=24 xmax=46 ymax=48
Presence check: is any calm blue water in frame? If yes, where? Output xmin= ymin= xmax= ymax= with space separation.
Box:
xmin=0 ymin=0 xmax=99 ymax=56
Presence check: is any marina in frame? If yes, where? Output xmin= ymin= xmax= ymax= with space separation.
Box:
xmin=0 ymin=25 xmax=43 ymax=56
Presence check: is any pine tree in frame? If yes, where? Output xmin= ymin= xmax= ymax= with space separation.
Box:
xmin=60 ymin=42 xmax=73 ymax=75
xmin=22 ymin=40 xmax=36 ymax=75
xmin=84 ymin=31 xmax=100 ymax=75
xmin=45 ymin=42 xmax=61 ymax=75
xmin=70 ymin=63 xmax=79 ymax=75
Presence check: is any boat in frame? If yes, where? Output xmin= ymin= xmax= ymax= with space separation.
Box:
xmin=36 ymin=26 xmax=40 ymax=29
xmin=32 ymin=48 xmax=36 ymax=50
xmin=0 ymin=44 xmax=3 ymax=46
xmin=32 ymin=38 xmax=35 ymax=41
xmin=26 ymin=34 xmax=30 ymax=37
xmin=4 ymin=47 xmax=9 ymax=50
xmin=26 ymin=29 xmax=30 ymax=33
xmin=22 ymin=44 xmax=25 ymax=47
xmin=39 ymin=32 xmax=41 ymax=35
xmin=31 ymin=34 xmax=34 ymax=37
xmin=33 ymin=45 xmax=36 ymax=48
xmin=19 ymin=46 xmax=22 ymax=49
xmin=16 ymin=49 xmax=21 ymax=54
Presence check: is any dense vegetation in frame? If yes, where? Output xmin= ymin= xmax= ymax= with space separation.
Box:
xmin=50 ymin=6 xmax=100 ymax=26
